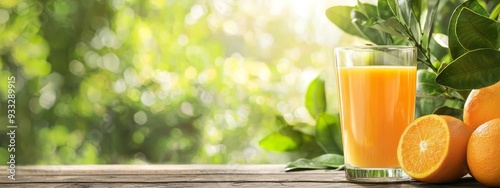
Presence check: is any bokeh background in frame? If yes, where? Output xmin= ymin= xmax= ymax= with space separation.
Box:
xmin=0 ymin=0 xmax=368 ymax=164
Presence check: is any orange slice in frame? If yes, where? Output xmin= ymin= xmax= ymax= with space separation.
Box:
xmin=397 ymin=115 xmax=474 ymax=183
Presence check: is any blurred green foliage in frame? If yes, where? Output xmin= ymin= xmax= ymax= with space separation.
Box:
xmin=258 ymin=77 xmax=344 ymax=171
xmin=0 ymin=0 xmax=344 ymax=164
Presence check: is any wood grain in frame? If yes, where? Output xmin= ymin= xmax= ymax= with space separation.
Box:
xmin=0 ymin=165 xmax=486 ymax=187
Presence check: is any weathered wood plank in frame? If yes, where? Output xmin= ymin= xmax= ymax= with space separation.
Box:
xmin=0 ymin=174 xmax=483 ymax=186
xmin=0 ymin=180 xmax=486 ymax=188
xmin=1 ymin=173 xmax=345 ymax=183
xmin=0 ymin=164 xmax=287 ymax=175
xmin=0 ymin=182 xmax=424 ymax=188
xmin=0 ymin=165 xmax=486 ymax=187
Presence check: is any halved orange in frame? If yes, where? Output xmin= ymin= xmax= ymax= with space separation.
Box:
xmin=397 ymin=115 xmax=474 ymax=183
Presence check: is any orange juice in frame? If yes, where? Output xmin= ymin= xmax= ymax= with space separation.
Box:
xmin=338 ymin=66 xmax=416 ymax=168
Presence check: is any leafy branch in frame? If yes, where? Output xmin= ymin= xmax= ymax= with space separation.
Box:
xmin=259 ymin=0 xmax=500 ymax=171
xmin=328 ymin=0 xmax=500 ymax=90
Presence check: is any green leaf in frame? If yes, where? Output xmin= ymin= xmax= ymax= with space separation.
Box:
xmin=305 ymin=77 xmax=326 ymax=119
xmin=422 ymin=0 xmax=439 ymax=51
xmin=348 ymin=6 xmax=386 ymax=44
xmin=285 ymin=154 xmax=344 ymax=171
xmin=259 ymin=132 xmax=300 ymax=152
xmin=380 ymin=17 xmax=409 ymax=36
xmin=351 ymin=9 xmax=370 ymax=25
xmin=285 ymin=158 xmax=328 ymax=171
xmin=352 ymin=19 xmax=386 ymax=44
xmin=315 ymin=113 xmax=343 ymax=155
xmin=275 ymin=115 xmax=289 ymax=127
xmin=441 ymin=98 xmax=465 ymax=110
xmin=370 ymin=24 xmax=403 ymax=37
xmin=436 ymin=49 xmax=500 ymax=89
xmin=326 ymin=6 xmax=364 ymax=39
xmin=312 ymin=154 xmax=345 ymax=168
xmin=378 ymin=0 xmax=395 ymax=19
xmin=456 ymin=8 xmax=500 ymax=51
xmin=491 ymin=3 xmax=500 ymax=20
xmin=358 ymin=2 xmax=379 ymax=20
xmin=415 ymin=95 xmax=445 ymax=118
xmin=397 ymin=0 xmax=421 ymax=43
xmin=259 ymin=117 xmax=305 ymax=152
xmin=278 ymin=117 xmax=305 ymax=142
xmin=411 ymin=0 xmax=427 ymax=25
xmin=433 ymin=106 xmax=463 ymax=120
xmin=298 ymin=133 xmax=326 ymax=158
xmin=386 ymin=0 xmax=398 ymax=16
xmin=291 ymin=123 xmax=316 ymax=136
xmin=355 ymin=0 xmax=368 ymax=17
xmin=351 ymin=0 xmax=379 ymax=27
xmin=398 ymin=0 xmax=412 ymax=26
xmin=430 ymin=38 xmax=451 ymax=64
xmin=410 ymin=0 xmax=421 ymax=22
xmin=452 ymin=89 xmax=471 ymax=101
xmin=433 ymin=33 xmax=449 ymax=48
xmin=448 ymin=0 xmax=488 ymax=59
xmin=417 ymin=69 xmax=445 ymax=96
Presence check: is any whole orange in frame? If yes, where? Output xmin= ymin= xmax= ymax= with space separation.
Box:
xmin=463 ymin=81 xmax=500 ymax=129
xmin=467 ymin=118 xmax=500 ymax=187
xmin=397 ymin=115 xmax=473 ymax=183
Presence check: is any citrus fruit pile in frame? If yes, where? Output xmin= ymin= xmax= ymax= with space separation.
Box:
xmin=397 ymin=81 xmax=500 ymax=187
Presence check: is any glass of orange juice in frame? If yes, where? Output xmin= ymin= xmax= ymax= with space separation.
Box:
xmin=335 ymin=46 xmax=417 ymax=182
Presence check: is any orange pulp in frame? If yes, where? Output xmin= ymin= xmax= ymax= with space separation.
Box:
xmin=338 ymin=66 xmax=416 ymax=168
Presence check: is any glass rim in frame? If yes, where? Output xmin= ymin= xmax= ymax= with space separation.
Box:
xmin=335 ymin=45 xmax=416 ymax=52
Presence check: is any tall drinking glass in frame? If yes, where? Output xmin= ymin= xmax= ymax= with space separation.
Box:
xmin=335 ymin=46 xmax=417 ymax=182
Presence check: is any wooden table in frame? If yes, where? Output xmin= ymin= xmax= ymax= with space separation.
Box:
xmin=0 ymin=165 xmax=485 ymax=187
